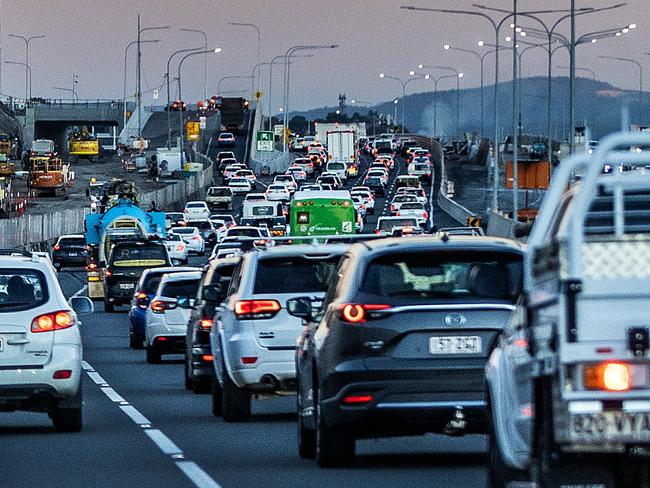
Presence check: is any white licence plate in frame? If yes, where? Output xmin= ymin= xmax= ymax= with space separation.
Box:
xmin=119 ymin=283 xmax=135 ymax=290
xmin=570 ymin=411 xmax=650 ymax=442
xmin=429 ymin=336 xmax=482 ymax=354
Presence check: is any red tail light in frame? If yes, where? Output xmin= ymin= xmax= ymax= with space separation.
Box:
xmin=151 ymin=300 xmax=177 ymax=314
xmin=396 ymin=211 xmax=401 ymax=216
xmin=342 ymin=394 xmax=374 ymax=405
xmin=32 ymin=311 xmax=74 ymax=333
xmin=136 ymin=292 xmax=150 ymax=310
xmin=53 ymin=370 xmax=73 ymax=380
xmin=234 ymin=300 xmax=281 ymax=319
xmin=338 ymin=304 xmax=391 ymax=324
xmin=202 ymin=354 xmax=214 ymax=362
xmin=176 ymin=244 xmax=185 ymax=251
xmin=390 ymin=205 xmax=396 ymax=212
xmin=240 ymin=356 xmax=258 ymax=365
xmin=199 ymin=318 xmax=213 ymax=330
xmin=423 ymin=211 xmax=429 ymax=220
xmin=54 ymin=245 xmax=61 ymax=251
xmin=104 ymin=269 xmax=112 ymax=278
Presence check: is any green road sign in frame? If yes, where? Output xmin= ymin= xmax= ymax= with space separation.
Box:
xmin=256 ymin=131 xmax=274 ymax=152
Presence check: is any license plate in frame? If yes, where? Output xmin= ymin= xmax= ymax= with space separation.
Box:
xmin=0 ymin=337 xmax=3 ymax=352
xmin=119 ymin=283 xmax=135 ymax=290
xmin=429 ymin=336 xmax=481 ymax=354
xmin=570 ymin=411 xmax=650 ymax=442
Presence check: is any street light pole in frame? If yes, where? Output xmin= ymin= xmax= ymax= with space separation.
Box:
xmin=181 ymin=28 xmax=208 ymax=101
xmin=217 ymin=75 xmax=253 ymax=95
xmin=229 ymin=23 xmax=261 ymax=93
xmin=268 ymin=54 xmax=312 ymax=131
xmin=5 ymin=61 xmax=31 ymax=99
xmin=599 ymin=55 xmax=643 ymax=104
xmin=165 ymin=46 xmax=204 ymax=149
xmin=123 ymin=39 xmax=159 ymax=135
xmin=177 ymin=48 xmax=222 ymax=163
xmin=72 ymin=73 xmax=79 ymax=101
xmin=429 ymin=73 xmax=459 ymax=137
xmin=444 ymin=44 xmax=486 ymax=136
xmin=8 ymin=33 xmax=44 ymax=99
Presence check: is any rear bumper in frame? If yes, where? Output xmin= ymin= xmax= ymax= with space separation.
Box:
xmin=148 ymin=335 xmax=185 ymax=354
xmin=320 ymin=366 xmax=488 ymax=437
xmin=190 ymin=345 xmax=215 ymax=380
xmin=52 ymin=255 xmax=88 ymax=267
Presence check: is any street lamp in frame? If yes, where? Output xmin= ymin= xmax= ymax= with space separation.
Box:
xmin=135 ymin=17 xmax=171 ymax=139
xmin=229 ymin=22 xmax=261 ymax=93
xmin=72 ymin=74 xmax=79 ymax=101
xmin=418 ymin=65 xmax=463 ymax=137
xmin=164 ymin=45 xmax=204 ymax=149
xmin=181 ymin=28 xmax=208 ymax=100
xmin=282 ymin=45 xmax=339 ymax=152
xmin=267 ymin=54 xmax=313 ymax=131
xmin=52 ymin=86 xmax=75 ymax=100
xmin=217 ymin=75 xmax=253 ymax=94
xmin=378 ymin=72 xmax=428 ymax=134
xmin=5 ymin=61 xmax=31 ymax=98
xmin=599 ymin=55 xmax=643 ymax=103
xmin=177 ymin=48 xmax=223 ymax=163
xmin=8 ymin=33 xmax=45 ymax=99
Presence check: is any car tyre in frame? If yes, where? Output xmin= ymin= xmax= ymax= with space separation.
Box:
xmin=211 ymin=379 xmax=223 ymax=417
xmin=52 ymin=407 xmax=82 ymax=433
xmin=488 ymin=413 xmax=528 ymax=488
xmin=129 ymin=333 xmax=144 ymax=350
xmin=193 ymin=377 xmax=211 ymax=394
xmin=221 ymin=358 xmax=251 ymax=422
xmin=104 ymin=300 xmax=114 ymax=313
xmin=315 ymin=398 xmax=354 ymax=467
xmin=298 ymin=393 xmax=316 ymax=459
xmin=146 ymin=346 xmax=161 ymax=364
xmin=184 ymin=357 xmax=193 ymax=390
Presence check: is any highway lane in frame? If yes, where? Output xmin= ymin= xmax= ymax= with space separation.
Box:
xmin=0 ymin=147 xmax=481 ymax=488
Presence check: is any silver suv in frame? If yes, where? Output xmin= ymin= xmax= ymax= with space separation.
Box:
xmin=210 ymin=244 xmax=347 ymax=422
xmin=0 ymin=251 xmax=93 ymax=431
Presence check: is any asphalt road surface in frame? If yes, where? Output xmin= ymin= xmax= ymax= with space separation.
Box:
xmin=0 ymin=150 xmax=479 ymax=488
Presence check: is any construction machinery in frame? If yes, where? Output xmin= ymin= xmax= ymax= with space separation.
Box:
xmin=28 ymin=139 xmax=69 ymax=197
xmin=68 ymin=126 xmax=100 ymax=163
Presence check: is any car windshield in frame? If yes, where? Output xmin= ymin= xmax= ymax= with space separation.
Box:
xmin=110 ymin=245 xmax=168 ymax=267
xmin=254 ymin=256 xmax=341 ymax=294
xmin=58 ymin=237 xmax=86 ymax=247
xmin=187 ymin=203 xmax=206 ymax=209
xmin=208 ymin=188 xmax=231 ymax=196
xmin=360 ymin=251 xmax=523 ymax=303
xmin=401 ymin=203 xmax=424 ymax=210
xmin=173 ymin=228 xmax=196 ymax=235
xmin=0 ymin=269 xmax=48 ymax=312
xmin=159 ymin=278 xmax=200 ymax=299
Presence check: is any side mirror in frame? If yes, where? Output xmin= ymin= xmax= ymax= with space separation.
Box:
xmin=202 ymin=283 xmax=223 ymax=302
xmin=70 ymin=296 xmax=94 ymax=315
xmin=287 ymin=297 xmax=313 ymax=321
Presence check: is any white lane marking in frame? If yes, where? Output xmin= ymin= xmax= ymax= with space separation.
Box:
xmin=119 ymin=405 xmax=151 ymax=426
xmin=176 ymin=461 xmax=223 ymax=488
xmin=83 ymin=360 xmax=223 ymax=488
xmin=87 ymin=371 xmax=107 ymax=385
xmin=145 ymin=428 xmax=184 ymax=456
xmin=72 ymin=284 xmax=88 ymax=298
xmin=101 ymin=386 xmax=127 ymax=403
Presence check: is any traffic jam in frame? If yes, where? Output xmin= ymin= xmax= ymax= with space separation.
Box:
xmin=3 ymin=125 xmax=650 ymax=488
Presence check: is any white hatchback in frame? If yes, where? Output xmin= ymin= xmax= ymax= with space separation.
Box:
xmin=0 ymin=252 xmax=94 ymax=432
xmin=145 ymin=271 xmax=202 ymax=363
xmin=229 ymin=177 xmax=252 ymax=194
xmin=171 ymin=226 xmax=205 ymax=255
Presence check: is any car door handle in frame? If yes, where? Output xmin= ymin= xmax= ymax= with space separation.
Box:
xmin=7 ymin=338 xmax=29 ymax=345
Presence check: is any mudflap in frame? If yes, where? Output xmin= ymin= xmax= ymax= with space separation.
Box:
xmin=536 ymin=454 xmax=617 ymax=488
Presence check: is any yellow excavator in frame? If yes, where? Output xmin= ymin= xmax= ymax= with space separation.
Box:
xmin=68 ymin=126 xmax=100 ymax=163
xmin=0 ymin=134 xmax=15 ymax=176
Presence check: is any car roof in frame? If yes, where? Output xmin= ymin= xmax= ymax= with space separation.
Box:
xmin=160 ymin=270 xmax=202 ymax=283
xmin=252 ymin=243 xmax=349 ymax=259
xmin=293 ymin=190 xmax=350 ymax=200
xmin=351 ymin=235 xmax=525 ymax=254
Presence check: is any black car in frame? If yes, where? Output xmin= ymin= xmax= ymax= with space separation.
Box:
xmin=363 ymin=176 xmax=386 ymax=197
xmin=103 ymin=240 xmax=171 ymax=313
xmin=184 ymin=257 xmax=239 ymax=396
xmin=51 ymin=235 xmax=90 ymax=269
xmin=289 ymin=236 xmax=524 ymax=467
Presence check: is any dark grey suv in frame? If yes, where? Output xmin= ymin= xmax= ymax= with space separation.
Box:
xmin=289 ymin=236 xmax=524 ymax=467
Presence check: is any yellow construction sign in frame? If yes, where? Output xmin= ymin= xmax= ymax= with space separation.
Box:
xmin=186 ymin=121 xmax=200 ymax=141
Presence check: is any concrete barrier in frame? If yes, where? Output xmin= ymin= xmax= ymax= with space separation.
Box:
xmin=486 ymin=211 xmax=516 ymax=239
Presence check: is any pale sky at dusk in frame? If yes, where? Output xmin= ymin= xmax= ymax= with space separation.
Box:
xmin=2 ymin=0 xmax=648 ymax=110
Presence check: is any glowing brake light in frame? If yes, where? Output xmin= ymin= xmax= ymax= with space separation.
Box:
xmin=54 ymin=245 xmax=61 ymax=251
xmin=32 ymin=311 xmax=74 ymax=333
xmin=584 ymin=362 xmax=631 ymax=391
xmin=342 ymin=394 xmax=374 ymax=405
xmin=338 ymin=304 xmax=391 ymax=323
xmin=199 ymin=318 xmax=214 ymax=330
xmin=234 ymin=300 xmax=281 ymax=319
xmin=151 ymin=300 xmax=177 ymax=314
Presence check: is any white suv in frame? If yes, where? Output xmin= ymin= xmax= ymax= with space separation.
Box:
xmin=0 ymin=251 xmax=94 ymax=431
xmin=211 ymin=245 xmax=348 ymax=422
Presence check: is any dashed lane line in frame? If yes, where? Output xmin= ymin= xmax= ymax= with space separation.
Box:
xmin=81 ymin=358 xmax=222 ymax=488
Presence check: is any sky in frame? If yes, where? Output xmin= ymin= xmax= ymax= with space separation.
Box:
xmin=1 ymin=0 xmax=648 ymax=112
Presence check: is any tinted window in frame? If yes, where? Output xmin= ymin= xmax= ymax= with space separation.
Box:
xmin=173 ymin=228 xmax=196 ymax=235
xmin=254 ymin=257 xmax=341 ymax=294
xmin=110 ymin=245 xmax=168 ymax=267
xmin=0 ymin=269 xmax=48 ymax=312
xmin=208 ymin=188 xmax=231 ymax=196
xmin=159 ymin=279 xmax=200 ymax=299
xmin=401 ymin=203 xmax=424 ymax=210
xmin=59 ymin=237 xmax=86 ymax=247
xmin=187 ymin=203 xmax=206 ymax=208
xmin=193 ymin=222 xmax=213 ymax=230
xmin=360 ymin=251 xmax=523 ymax=303
xmin=378 ymin=218 xmax=418 ymax=231
xmin=142 ymin=274 xmax=164 ymax=294
xmin=228 ymin=228 xmax=261 ymax=237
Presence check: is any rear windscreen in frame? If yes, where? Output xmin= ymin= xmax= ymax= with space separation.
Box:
xmin=375 ymin=142 xmax=391 ymax=151
xmin=209 ymin=188 xmax=231 ymax=196
xmin=159 ymin=279 xmax=200 ymax=299
xmin=142 ymin=274 xmax=164 ymax=294
xmin=254 ymin=257 xmax=340 ymax=294
xmin=110 ymin=246 xmax=168 ymax=267
xmin=0 ymin=269 xmax=48 ymax=312
xmin=228 ymin=229 xmax=261 ymax=237
xmin=378 ymin=219 xmax=418 ymax=231
xmin=59 ymin=237 xmax=86 ymax=247
xmin=360 ymin=251 xmax=523 ymax=303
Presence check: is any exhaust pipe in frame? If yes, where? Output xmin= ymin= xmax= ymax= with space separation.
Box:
xmin=260 ymin=374 xmax=280 ymax=391
xmin=443 ymin=406 xmax=467 ymax=437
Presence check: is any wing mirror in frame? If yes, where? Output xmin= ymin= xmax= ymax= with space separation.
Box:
xmin=287 ymin=297 xmax=313 ymax=321
xmin=202 ymin=283 xmax=223 ymax=302
xmin=70 ymin=296 xmax=94 ymax=315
